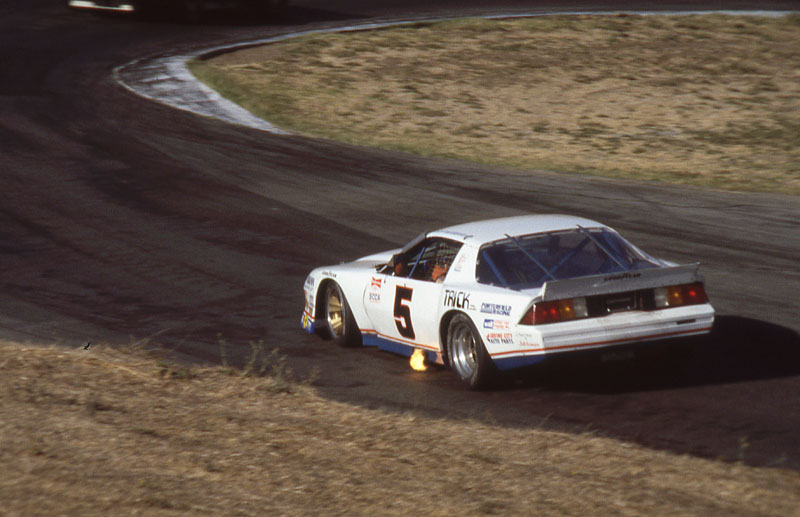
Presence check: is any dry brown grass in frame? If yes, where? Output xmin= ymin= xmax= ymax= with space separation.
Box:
xmin=3 ymin=341 xmax=800 ymax=516
xmin=191 ymin=14 xmax=800 ymax=194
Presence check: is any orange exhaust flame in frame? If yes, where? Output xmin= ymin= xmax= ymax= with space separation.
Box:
xmin=410 ymin=348 xmax=428 ymax=371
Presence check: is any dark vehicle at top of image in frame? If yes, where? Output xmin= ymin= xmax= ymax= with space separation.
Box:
xmin=66 ymin=0 xmax=288 ymax=20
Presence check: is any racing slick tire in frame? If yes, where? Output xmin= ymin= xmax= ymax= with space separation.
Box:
xmin=322 ymin=282 xmax=361 ymax=348
xmin=446 ymin=313 xmax=496 ymax=390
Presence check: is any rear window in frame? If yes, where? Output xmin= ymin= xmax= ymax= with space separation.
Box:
xmin=476 ymin=228 xmax=660 ymax=289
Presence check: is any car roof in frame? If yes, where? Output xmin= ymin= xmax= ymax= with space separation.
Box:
xmin=428 ymin=214 xmax=608 ymax=245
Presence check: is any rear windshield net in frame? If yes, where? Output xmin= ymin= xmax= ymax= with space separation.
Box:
xmin=476 ymin=228 xmax=660 ymax=290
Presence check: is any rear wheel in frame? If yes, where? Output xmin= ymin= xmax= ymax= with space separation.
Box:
xmin=322 ymin=282 xmax=360 ymax=347
xmin=447 ymin=314 xmax=495 ymax=389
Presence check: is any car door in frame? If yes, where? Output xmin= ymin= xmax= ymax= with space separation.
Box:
xmin=364 ymin=238 xmax=462 ymax=351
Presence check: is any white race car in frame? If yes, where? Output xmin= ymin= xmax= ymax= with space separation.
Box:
xmin=301 ymin=215 xmax=714 ymax=388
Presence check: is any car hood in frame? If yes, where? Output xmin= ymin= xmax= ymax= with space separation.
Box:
xmin=354 ymin=249 xmax=400 ymax=265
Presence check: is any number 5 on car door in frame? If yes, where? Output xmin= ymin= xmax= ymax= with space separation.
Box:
xmin=393 ymin=286 xmax=415 ymax=339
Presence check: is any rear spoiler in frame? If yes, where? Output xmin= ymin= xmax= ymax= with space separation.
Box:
xmin=540 ymin=264 xmax=703 ymax=301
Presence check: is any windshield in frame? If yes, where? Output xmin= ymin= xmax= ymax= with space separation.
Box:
xmin=476 ymin=227 xmax=660 ymax=290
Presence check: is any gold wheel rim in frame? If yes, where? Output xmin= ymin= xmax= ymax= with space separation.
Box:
xmin=327 ymin=290 xmax=343 ymax=336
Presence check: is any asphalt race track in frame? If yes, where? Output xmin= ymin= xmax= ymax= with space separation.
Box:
xmin=2 ymin=0 xmax=799 ymax=469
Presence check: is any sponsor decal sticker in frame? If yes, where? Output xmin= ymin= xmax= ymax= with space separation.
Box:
xmin=302 ymin=313 xmax=314 ymax=332
xmin=486 ymin=332 xmax=514 ymax=345
xmin=444 ymin=289 xmax=472 ymax=310
xmin=304 ymin=276 xmax=315 ymax=288
xmin=518 ymin=332 xmax=542 ymax=349
xmin=368 ymin=276 xmax=383 ymax=303
xmin=452 ymin=253 xmax=467 ymax=273
xmin=481 ymin=303 xmax=512 ymax=316
xmin=483 ymin=319 xmax=510 ymax=330
xmin=603 ymin=272 xmax=642 ymax=282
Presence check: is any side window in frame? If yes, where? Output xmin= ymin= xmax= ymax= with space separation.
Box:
xmin=393 ymin=238 xmax=462 ymax=283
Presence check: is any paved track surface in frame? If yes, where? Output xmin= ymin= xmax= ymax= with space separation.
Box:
xmin=2 ymin=0 xmax=799 ymax=468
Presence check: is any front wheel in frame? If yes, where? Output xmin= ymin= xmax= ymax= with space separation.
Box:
xmin=322 ymin=282 xmax=361 ymax=347
xmin=446 ymin=314 xmax=495 ymax=389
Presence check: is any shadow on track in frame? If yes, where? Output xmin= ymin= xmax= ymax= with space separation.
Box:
xmin=502 ymin=316 xmax=800 ymax=394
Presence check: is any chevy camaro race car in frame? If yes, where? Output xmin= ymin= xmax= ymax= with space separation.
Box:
xmin=301 ymin=215 xmax=714 ymax=389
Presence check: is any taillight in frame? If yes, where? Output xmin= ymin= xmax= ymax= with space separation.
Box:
xmin=521 ymin=297 xmax=588 ymax=325
xmin=521 ymin=283 xmax=709 ymax=326
xmin=654 ymin=282 xmax=708 ymax=308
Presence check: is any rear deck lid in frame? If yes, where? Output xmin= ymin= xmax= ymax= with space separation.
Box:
xmin=539 ymin=264 xmax=702 ymax=301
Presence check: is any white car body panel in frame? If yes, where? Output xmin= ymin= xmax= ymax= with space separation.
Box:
xmin=302 ymin=215 xmax=715 ymax=372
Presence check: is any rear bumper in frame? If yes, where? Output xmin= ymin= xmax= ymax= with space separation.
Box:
xmin=494 ymin=303 xmax=714 ymax=370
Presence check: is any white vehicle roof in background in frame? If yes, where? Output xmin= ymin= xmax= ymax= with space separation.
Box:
xmin=429 ymin=214 xmax=607 ymax=245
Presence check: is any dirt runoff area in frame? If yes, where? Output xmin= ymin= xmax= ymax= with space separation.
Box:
xmin=191 ymin=14 xmax=800 ymax=195
xmin=2 ymin=341 xmax=800 ymax=516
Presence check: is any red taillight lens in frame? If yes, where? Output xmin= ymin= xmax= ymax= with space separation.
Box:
xmin=520 ymin=307 xmax=535 ymax=325
xmin=657 ymin=282 xmax=708 ymax=308
xmin=522 ymin=283 xmax=709 ymax=326
xmin=686 ymin=283 xmax=709 ymax=303
xmin=521 ymin=298 xmax=588 ymax=325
